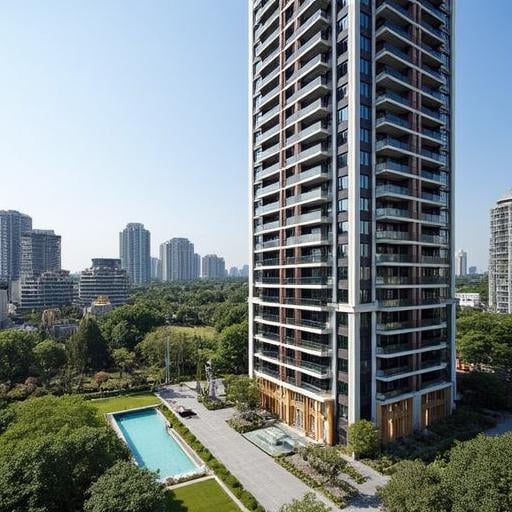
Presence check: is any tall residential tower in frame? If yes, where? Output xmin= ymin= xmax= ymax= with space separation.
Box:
xmin=489 ymin=189 xmax=512 ymax=314
xmin=249 ymin=0 xmax=455 ymax=444
xmin=119 ymin=223 xmax=151 ymax=284
xmin=0 ymin=210 xmax=32 ymax=283
xmin=160 ymin=238 xmax=198 ymax=282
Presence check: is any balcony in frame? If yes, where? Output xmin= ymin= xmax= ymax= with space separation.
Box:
xmin=286 ymin=232 xmax=331 ymax=247
xmin=254 ymin=219 xmax=280 ymax=234
xmin=376 ymin=113 xmax=411 ymax=130
xmin=256 ymin=104 xmax=280 ymax=128
xmin=375 ymin=160 xmax=412 ymax=177
xmin=376 ymin=253 xmax=413 ymax=264
xmin=283 ymin=356 xmax=331 ymax=379
xmin=285 ymin=120 xmax=329 ymax=147
xmin=376 ymin=65 xmax=411 ymax=86
xmin=376 ymin=137 xmax=411 ymax=153
xmin=376 ymin=387 xmax=413 ymax=402
xmin=255 ymin=180 xmax=280 ymax=199
xmin=421 ymin=191 xmax=448 ymax=205
xmin=254 ymin=238 xmax=280 ymax=251
xmin=286 ymin=210 xmax=330 ymax=226
xmin=286 ymin=164 xmax=329 ymax=186
xmin=286 ymin=54 xmax=330 ymax=86
xmin=376 ymin=275 xmax=412 ymax=286
xmin=285 ymin=76 xmax=329 ymax=107
xmin=283 ymin=276 xmax=332 ymax=286
xmin=377 ymin=365 xmax=412 ymax=379
xmin=376 ymin=183 xmax=410 ymax=197
xmin=255 ymin=143 xmax=280 ymax=164
xmin=285 ymin=98 xmax=329 ymax=126
xmin=286 ymin=187 xmax=331 ymax=206
xmin=421 ymin=148 xmax=446 ymax=164
xmin=285 ymin=31 xmax=330 ymax=69
xmin=255 ymin=162 xmax=280 ymax=181
xmin=376 ymin=42 xmax=411 ymax=63
xmin=286 ymin=143 xmax=330 ymax=167
xmin=255 ymin=123 xmax=279 ymax=146
xmin=376 ymin=207 xmax=410 ymax=220
xmin=285 ymin=254 xmax=331 ymax=265
xmin=376 ymin=230 xmax=412 ymax=242
xmin=376 ymin=89 xmax=411 ymax=108
xmin=254 ymin=201 xmax=280 ymax=216
xmin=292 ymin=9 xmax=329 ymax=43
xmin=420 ymin=234 xmax=448 ymax=245
xmin=421 ymin=170 xmax=449 ymax=186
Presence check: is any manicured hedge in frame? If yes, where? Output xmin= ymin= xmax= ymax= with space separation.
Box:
xmin=82 ymin=385 xmax=154 ymax=400
xmin=158 ymin=406 xmax=264 ymax=512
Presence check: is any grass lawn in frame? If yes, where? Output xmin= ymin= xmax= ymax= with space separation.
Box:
xmin=90 ymin=392 xmax=160 ymax=416
xmin=166 ymin=479 xmax=240 ymax=512
xmin=165 ymin=325 xmax=217 ymax=340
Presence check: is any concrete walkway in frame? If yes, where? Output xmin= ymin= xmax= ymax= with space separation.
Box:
xmin=486 ymin=412 xmax=512 ymax=437
xmin=158 ymin=385 xmax=339 ymax=512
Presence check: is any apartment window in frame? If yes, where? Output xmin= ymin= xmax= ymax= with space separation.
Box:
xmin=339 ymin=221 xmax=349 ymax=234
xmin=361 ymin=266 xmax=371 ymax=280
xmin=338 ymin=244 xmax=348 ymax=258
xmin=338 ymin=266 xmax=348 ymax=280
xmin=360 ymin=242 xmax=369 ymax=257
xmin=360 ymin=150 xmax=370 ymax=166
xmin=338 ymin=152 xmax=348 ymax=168
xmin=338 ymin=313 xmax=348 ymax=325
xmin=338 ymin=84 xmax=348 ymax=100
xmin=360 ymin=12 xmax=370 ymax=29
xmin=339 ymin=129 xmax=348 ymax=145
xmin=360 ymin=58 xmax=371 ymax=76
xmin=338 ymin=38 xmax=348 ymax=55
xmin=360 ymin=35 xmax=371 ymax=53
xmin=360 ymin=289 xmax=371 ymax=303
xmin=360 ymin=82 xmax=370 ymax=98
xmin=360 ymin=220 xmax=370 ymax=235
xmin=338 ymin=61 xmax=348 ymax=77
xmin=338 ymin=106 xmax=348 ymax=122
xmin=338 ymin=358 xmax=349 ymax=372
xmin=339 ymin=289 xmax=349 ymax=303
xmin=338 ymin=175 xmax=348 ymax=190
xmin=338 ymin=335 xmax=348 ymax=349
xmin=360 ymin=128 xmax=370 ymax=144
xmin=360 ymin=197 xmax=370 ymax=211
xmin=338 ymin=199 xmax=348 ymax=212
xmin=360 ymin=104 xmax=371 ymax=120
xmin=361 ymin=0 xmax=370 ymax=5
xmin=360 ymin=174 xmax=369 ymax=189
xmin=338 ymin=15 xmax=348 ymax=32
xmin=338 ymin=381 xmax=348 ymax=395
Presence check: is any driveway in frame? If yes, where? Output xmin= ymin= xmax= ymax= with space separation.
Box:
xmin=157 ymin=384 xmax=339 ymax=512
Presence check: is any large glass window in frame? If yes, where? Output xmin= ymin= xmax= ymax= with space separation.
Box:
xmin=338 ymin=106 xmax=348 ymax=122
xmin=360 ymin=57 xmax=371 ymax=76
xmin=360 ymin=128 xmax=370 ymax=143
xmin=360 ymin=150 xmax=370 ymax=166
xmin=338 ymin=199 xmax=348 ymax=212
xmin=360 ymin=35 xmax=371 ymax=53
xmin=360 ymin=12 xmax=370 ymax=29
xmin=360 ymin=104 xmax=370 ymax=120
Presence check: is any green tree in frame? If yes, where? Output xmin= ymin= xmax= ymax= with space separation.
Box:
xmin=457 ymin=331 xmax=492 ymax=366
xmin=84 ymin=461 xmax=165 ymax=512
xmin=112 ymin=347 xmax=135 ymax=378
xmin=213 ymin=321 xmax=248 ymax=374
xmin=224 ymin=375 xmax=260 ymax=417
xmin=459 ymin=371 xmax=508 ymax=410
xmin=279 ymin=492 xmax=331 ymax=512
xmin=69 ymin=316 xmax=109 ymax=374
xmin=347 ymin=419 xmax=379 ymax=458
xmin=0 ymin=427 xmax=128 ymax=512
xmin=0 ymin=330 xmax=38 ymax=383
xmin=33 ymin=339 xmax=67 ymax=385
xmin=379 ymin=460 xmax=448 ymax=512
xmin=444 ymin=433 xmax=512 ymax=512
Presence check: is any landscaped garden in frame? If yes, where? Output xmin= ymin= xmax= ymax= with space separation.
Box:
xmin=90 ymin=391 xmax=160 ymax=416
xmin=166 ymin=479 xmax=240 ymax=512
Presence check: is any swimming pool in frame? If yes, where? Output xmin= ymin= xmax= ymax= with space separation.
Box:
xmin=112 ymin=407 xmax=202 ymax=480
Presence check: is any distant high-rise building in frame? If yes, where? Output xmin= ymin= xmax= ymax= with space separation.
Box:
xmin=489 ymin=189 xmax=512 ymax=313
xmin=229 ymin=266 xmax=240 ymax=278
xmin=249 ymin=0 xmax=455 ymax=445
xmin=150 ymin=257 xmax=161 ymax=281
xmin=0 ymin=282 xmax=8 ymax=328
xmin=15 ymin=270 xmax=74 ymax=311
xmin=79 ymin=258 xmax=129 ymax=307
xmin=193 ymin=253 xmax=201 ymax=280
xmin=240 ymin=264 xmax=249 ymax=278
xmin=160 ymin=238 xmax=197 ymax=282
xmin=21 ymin=229 xmax=61 ymax=278
xmin=455 ymin=250 xmax=467 ymax=277
xmin=202 ymin=254 xmax=226 ymax=280
xmin=119 ymin=223 xmax=151 ymax=284
xmin=0 ymin=210 xmax=32 ymax=282
xmin=468 ymin=266 xmax=477 ymax=275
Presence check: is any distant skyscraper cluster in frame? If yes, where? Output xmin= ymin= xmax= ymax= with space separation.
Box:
xmin=455 ymin=249 xmax=467 ymax=277
xmin=489 ymin=189 xmax=512 ymax=314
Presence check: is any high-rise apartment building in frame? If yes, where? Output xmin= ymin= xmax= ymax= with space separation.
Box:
xmin=151 ymin=257 xmax=162 ymax=281
xmin=202 ymin=254 xmax=226 ymax=280
xmin=119 ymin=223 xmax=151 ymax=284
xmin=0 ymin=210 xmax=32 ymax=282
xmin=79 ymin=258 xmax=129 ymax=307
xmin=159 ymin=238 xmax=197 ymax=282
xmin=455 ymin=249 xmax=467 ymax=277
xmin=15 ymin=270 xmax=74 ymax=311
xmin=249 ymin=0 xmax=455 ymax=444
xmin=489 ymin=189 xmax=512 ymax=314
xmin=21 ymin=229 xmax=61 ymax=278
xmin=193 ymin=253 xmax=201 ymax=280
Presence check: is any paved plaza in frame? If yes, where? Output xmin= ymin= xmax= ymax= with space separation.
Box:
xmin=158 ymin=384 xmax=383 ymax=512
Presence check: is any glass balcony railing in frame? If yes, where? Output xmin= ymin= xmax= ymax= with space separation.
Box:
xmin=376 ymin=137 xmax=411 ymax=152
xmin=376 ymin=253 xmax=412 ymax=263
xmin=376 ymin=160 xmax=412 ymax=175
xmin=376 ymin=183 xmax=410 ymax=196
xmin=376 ymin=207 xmax=410 ymax=219
xmin=376 ymin=230 xmax=411 ymax=241
xmin=376 ymin=89 xmax=411 ymax=107
xmin=377 ymin=114 xmax=411 ymax=129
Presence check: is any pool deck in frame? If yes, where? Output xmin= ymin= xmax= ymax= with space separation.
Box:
xmin=158 ymin=384 xmax=340 ymax=512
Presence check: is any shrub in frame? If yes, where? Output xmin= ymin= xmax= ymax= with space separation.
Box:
xmin=347 ymin=419 xmax=379 ymax=458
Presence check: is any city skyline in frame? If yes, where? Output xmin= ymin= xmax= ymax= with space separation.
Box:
xmin=0 ymin=1 xmax=510 ymax=272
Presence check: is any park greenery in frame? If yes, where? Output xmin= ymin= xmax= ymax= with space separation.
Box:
xmin=379 ymin=432 xmax=512 ymax=512
xmin=0 ymin=280 xmax=249 ymax=401
xmin=279 ymin=492 xmax=332 ymax=512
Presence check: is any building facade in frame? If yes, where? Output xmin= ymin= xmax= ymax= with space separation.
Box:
xmin=119 ymin=223 xmax=151 ymax=284
xmin=0 ymin=210 xmax=32 ymax=283
xmin=202 ymin=254 xmax=226 ymax=280
xmin=455 ymin=292 xmax=480 ymax=309
xmin=151 ymin=257 xmax=162 ymax=281
xmin=15 ymin=270 xmax=74 ymax=311
xmin=489 ymin=190 xmax=512 ymax=314
xmin=455 ymin=249 xmax=467 ymax=277
xmin=249 ymin=0 xmax=455 ymax=444
xmin=78 ymin=258 xmax=129 ymax=307
xmin=159 ymin=238 xmax=198 ymax=282
xmin=21 ymin=229 xmax=61 ymax=278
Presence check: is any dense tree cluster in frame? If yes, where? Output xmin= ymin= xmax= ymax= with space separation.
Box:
xmin=0 ymin=280 xmax=249 ymax=400
xmin=380 ymin=433 xmax=512 ymax=512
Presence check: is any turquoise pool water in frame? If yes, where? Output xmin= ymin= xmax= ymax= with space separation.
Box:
xmin=113 ymin=408 xmax=199 ymax=479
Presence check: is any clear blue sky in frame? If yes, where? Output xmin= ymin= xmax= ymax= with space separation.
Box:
xmin=0 ymin=1 xmax=510 ymax=272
